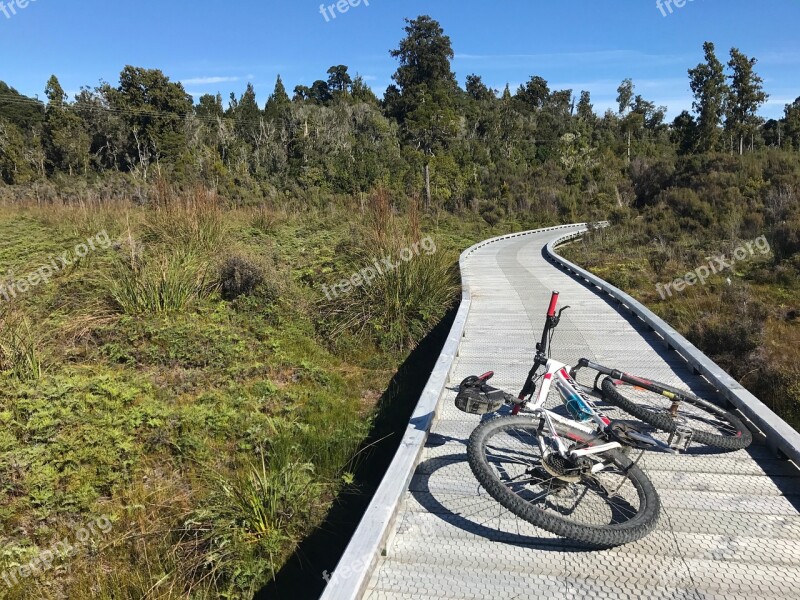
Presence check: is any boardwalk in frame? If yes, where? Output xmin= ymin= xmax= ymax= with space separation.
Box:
xmin=362 ymin=227 xmax=800 ymax=599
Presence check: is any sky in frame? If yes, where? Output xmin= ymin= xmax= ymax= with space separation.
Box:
xmin=1 ymin=0 xmax=799 ymax=120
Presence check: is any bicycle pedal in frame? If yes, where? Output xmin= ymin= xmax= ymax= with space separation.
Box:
xmin=668 ymin=426 xmax=693 ymax=452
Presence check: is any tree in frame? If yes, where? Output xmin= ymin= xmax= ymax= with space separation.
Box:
xmin=101 ymin=66 xmax=193 ymax=172
xmin=196 ymin=93 xmax=224 ymax=120
xmin=688 ymin=42 xmax=729 ymax=152
xmin=233 ymin=83 xmax=261 ymax=142
xmin=632 ymin=95 xmax=666 ymax=131
xmin=576 ymin=91 xmax=594 ymax=122
xmin=0 ymin=118 xmax=38 ymax=183
xmin=726 ymin=48 xmax=768 ymax=154
xmin=389 ymin=15 xmax=459 ymax=208
xmin=390 ymin=15 xmax=457 ymax=95
xmin=293 ymin=85 xmax=311 ymax=102
xmin=616 ymin=79 xmax=635 ymax=115
xmin=310 ymin=80 xmax=332 ymax=105
xmin=784 ymin=97 xmax=800 ymax=150
xmin=516 ymin=76 xmax=550 ymax=111
xmin=43 ymin=75 xmax=90 ymax=175
xmin=762 ymin=119 xmax=782 ymax=148
xmin=465 ymin=74 xmax=495 ymax=102
xmin=0 ymin=81 xmax=45 ymax=130
xmin=616 ymin=79 xmax=638 ymax=161
xmin=382 ymin=84 xmax=403 ymax=120
xmin=44 ymin=75 xmax=66 ymax=108
xmin=326 ymin=65 xmax=353 ymax=97
xmin=672 ymin=110 xmax=698 ymax=154
xmin=264 ymin=75 xmax=291 ymax=120
xmin=351 ymin=75 xmax=380 ymax=105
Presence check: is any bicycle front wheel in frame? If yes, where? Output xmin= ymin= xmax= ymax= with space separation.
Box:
xmin=601 ymin=377 xmax=752 ymax=451
xmin=467 ymin=415 xmax=660 ymax=547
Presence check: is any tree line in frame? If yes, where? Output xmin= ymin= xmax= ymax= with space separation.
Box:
xmin=0 ymin=15 xmax=797 ymax=215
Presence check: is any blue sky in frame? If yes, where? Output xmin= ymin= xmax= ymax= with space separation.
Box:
xmin=1 ymin=0 xmax=799 ymax=119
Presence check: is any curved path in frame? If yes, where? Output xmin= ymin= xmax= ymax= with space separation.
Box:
xmin=330 ymin=226 xmax=800 ymax=600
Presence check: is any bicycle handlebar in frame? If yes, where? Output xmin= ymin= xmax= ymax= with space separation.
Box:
xmin=547 ymin=291 xmax=560 ymax=318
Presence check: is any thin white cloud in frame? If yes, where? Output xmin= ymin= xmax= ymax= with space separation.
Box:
xmin=756 ymin=51 xmax=800 ymax=66
xmin=180 ymin=76 xmax=240 ymax=85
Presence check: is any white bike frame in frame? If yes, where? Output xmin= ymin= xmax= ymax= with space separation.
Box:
xmin=526 ymin=357 xmax=622 ymax=463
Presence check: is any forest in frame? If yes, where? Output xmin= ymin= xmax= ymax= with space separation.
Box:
xmin=0 ymin=18 xmax=797 ymax=213
xmin=0 ymin=13 xmax=798 ymax=599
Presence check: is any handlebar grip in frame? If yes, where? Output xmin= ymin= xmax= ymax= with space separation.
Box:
xmin=547 ymin=292 xmax=560 ymax=318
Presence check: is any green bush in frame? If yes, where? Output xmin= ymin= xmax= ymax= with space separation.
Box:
xmin=218 ymin=254 xmax=266 ymax=301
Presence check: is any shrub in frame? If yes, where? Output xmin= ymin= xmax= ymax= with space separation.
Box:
xmin=219 ymin=255 xmax=266 ymax=301
xmin=630 ymin=157 xmax=674 ymax=207
xmin=686 ymin=284 xmax=766 ymax=365
xmin=479 ymin=203 xmax=504 ymax=227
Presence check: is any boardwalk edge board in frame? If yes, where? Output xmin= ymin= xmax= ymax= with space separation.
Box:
xmin=545 ymin=228 xmax=800 ymax=466
xmin=320 ymin=224 xmax=587 ymax=600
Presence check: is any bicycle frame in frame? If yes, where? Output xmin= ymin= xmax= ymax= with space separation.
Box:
xmin=510 ymin=290 xmax=682 ymax=460
xmin=458 ymin=290 xmax=678 ymax=458
xmin=526 ymin=356 xmax=622 ymax=461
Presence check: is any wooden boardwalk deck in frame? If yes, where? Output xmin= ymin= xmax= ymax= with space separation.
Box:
xmin=361 ymin=227 xmax=800 ymax=599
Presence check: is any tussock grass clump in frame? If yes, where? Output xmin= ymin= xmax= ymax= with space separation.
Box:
xmin=106 ymin=188 xmax=227 ymax=315
xmin=324 ymin=248 xmax=458 ymax=350
xmin=322 ymin=190 xmax=459 ymax=350
xmin=107 ymin=249 xmax=215 ymax=315
xmin=250 ymin=205 xmax=284 ymax=235
xmin=0 ymin=314 xmax=42 ymax=380
xmin=180 ymin=456 xmax=322 ymax=592
xmin=143 ymin=186 xmax=229 ymax=255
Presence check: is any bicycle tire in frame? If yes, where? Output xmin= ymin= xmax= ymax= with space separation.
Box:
xmin=601 ymin=377 xmax=752 ymax=451
xmin=467 ymin=415 xmax=660 ymax=547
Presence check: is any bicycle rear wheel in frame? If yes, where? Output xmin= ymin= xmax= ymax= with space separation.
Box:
xmin=467 ymin=415 xmax=660 ymax=547
xmin=601 ymin=377 xmax=752 ymax=451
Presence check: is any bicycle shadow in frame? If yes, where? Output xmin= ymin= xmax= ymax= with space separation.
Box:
xmin=408 ymin=451 xmax=625 ymax=553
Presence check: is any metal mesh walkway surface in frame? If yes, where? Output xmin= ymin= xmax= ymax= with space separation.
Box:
xmin=363 ymin=227 xmax=800 ymax=600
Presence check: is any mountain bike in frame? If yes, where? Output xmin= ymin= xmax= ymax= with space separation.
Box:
xmin=455 ymin=291 xmax=751 ymax=546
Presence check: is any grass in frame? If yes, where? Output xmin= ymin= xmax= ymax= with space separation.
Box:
xmin=0 ymin=190 xmax=516 ymax=598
